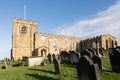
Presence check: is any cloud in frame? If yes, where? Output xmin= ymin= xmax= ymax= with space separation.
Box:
xmin=54 ymin=0 xmax=120 ymax=45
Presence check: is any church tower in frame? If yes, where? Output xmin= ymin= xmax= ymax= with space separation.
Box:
xmin=11 ymin=18 xmax=37 ymax=60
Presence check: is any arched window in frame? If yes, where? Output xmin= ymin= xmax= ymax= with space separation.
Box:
xmin=112 ymin=40 xmax=114 ymax=48
xmin=106 ymin=40 xmax=108 ymax=49
xmin=21 ymin=26 xmax=27 ymax=34
xmin=115 ymin=41 xmax=117 ymax=46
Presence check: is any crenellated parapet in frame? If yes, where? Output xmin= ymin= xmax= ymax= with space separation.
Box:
xmin=13 ymin=18 xmax=37 ymax=26
xmin=36 ymin=32 xmax=82 ymax=40
xmin=80 ymin=34 xmax=118 ymax=51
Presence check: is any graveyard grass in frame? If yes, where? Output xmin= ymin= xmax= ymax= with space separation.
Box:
xmin=0 ymin=55 xmax=120 ymax=80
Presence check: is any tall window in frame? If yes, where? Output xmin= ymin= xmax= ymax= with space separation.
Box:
xmin=21 ymin=26 xmax=27 ymax=34
xmin=53 ymin=39 xmax=58 ymax=46
xmin=53 ymin=39 xmax=58 ymax=51
xmin=65 ymin=39 xmax=69 ymax=46
xmin=76 ymin=42 xmax=80 ymax=49
xmin=106 ymin=40 xmax=108 ymax=49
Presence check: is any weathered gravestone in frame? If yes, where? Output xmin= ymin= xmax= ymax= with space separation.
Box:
xmin=52 ymin=54 xmax=61 ymax=75
xmin=2 ymin=58 xmax=7 ymax=69
xmin=109 ymin=48 xmax=120 ymax=72
xmin=47 ymin=53 xmax=53 ymax=64
xmin=88 ymin=48 xmax=96 ymax=56
xmin=60 ymin=51 xmax=71 ymax=63
xmin=7 ymin=58 xmax=11 ymax=65
xmin=92 ymin=56 xmax=102 ymax=70
xmin=116 ymin=46 xmax=120 ymax=50
xmin=76 ymin=55 xmax=100 ymax=80
xmin=60 ymin=51 xmax=66 ymax=63
xmin=81 ymin=49 xmax=94 ymax=58
xmin=99 ymin=48 xmax=105 ymax=56
xmin=69 ymin=51 xmax=79 ymax=64
xmin=18 ymin=58 xmax=24 ymax=66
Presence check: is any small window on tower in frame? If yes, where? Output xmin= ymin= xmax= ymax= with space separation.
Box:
xmin=21 ymin=26 xmax=27 ymax=34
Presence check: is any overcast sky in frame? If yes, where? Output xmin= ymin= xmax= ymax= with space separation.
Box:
xmin=0 ymin=0 xmax=119 ymax=59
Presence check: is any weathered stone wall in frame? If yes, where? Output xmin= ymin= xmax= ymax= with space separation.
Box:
xmin=34 ymin=33 xmax=81 ymax=57
xmin=80 ymin=34 xmax=118 ymax=51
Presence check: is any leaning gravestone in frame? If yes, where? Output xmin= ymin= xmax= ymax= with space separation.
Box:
xmin=69 ymin=51 xmax=79 ymax=64
xmin=47 ymin=53 xmax=53 ymax=64
xmin=88 ymin=48 xmax=96 ymax=56
xmin=81 ymin=49 xmax=94 ymax=58
xmin=76 ymin=55 xmax=100 ymax=80
xmin=92 ymin=56 xmax=102 ymax=70
xmin=109 ymin=48 xmax=120 ymax=73
xmin=52 ymin=54 xmax=61 ymax=75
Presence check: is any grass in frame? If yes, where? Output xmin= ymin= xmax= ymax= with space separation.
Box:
xmin=0 ymin=55 xmax=120 ymax=80
xmin=0 ymin=60 xmax=77 ymax=80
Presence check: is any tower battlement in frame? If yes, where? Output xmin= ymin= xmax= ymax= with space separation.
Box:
xmin=13 ymin=18 xmax=37 ymax=25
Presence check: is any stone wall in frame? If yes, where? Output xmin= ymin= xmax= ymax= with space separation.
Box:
xmin=34 ymin=33 xmax=81 ymax=57
xmin=80 ymin=34 xmax=118 ymax=51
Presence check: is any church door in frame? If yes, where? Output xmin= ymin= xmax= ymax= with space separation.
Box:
xmin=41 ymin=49 xmax=47 ymax=57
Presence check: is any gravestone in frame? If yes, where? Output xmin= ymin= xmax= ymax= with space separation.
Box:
xmin=58 ymin=54 xmax=61 ymax=60
xmin=60 ymin=51 xmax=71 ymax=63
xmin=60 ymin=51 xmax=66 ymax=63
xmin=76 ymin=55 xmax=100 ymax=80
xmin=69 ymin=51 xmax=79 ymax=64
xmin=41 ymin=60 xmax=45 ymax=66
xmin=47 ymin=53 xmax=53 ymax=64
xmin=116 ymin=46 xmax=120 ymax=50
xmin=96 ymin=42 xmax=99 ymax=56
xmin=88 ymin=48 xmax=96 ymax=56
xmin=81 ymin=49 xmax=94 ymax=58
xmin=64 ymin=51 xmax=71 ymax=63
xmin=18 ymin=58 xmax=20 ymax=65
xmin=92 ymin=56 xmax=102 ymax=70
xmin=109 ymin=48 xmax=120 ymax=72
xmin=52 ymin=54 xmax=61 ymax=75
xmin=2 ymin=58 xmax=7 ymax=69
xmin=7 ymin=58 xmax=11 ymax=65
xmin=99 ymin=48 xmax=105 ymax=56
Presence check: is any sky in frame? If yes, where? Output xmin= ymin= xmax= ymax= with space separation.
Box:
xmin=0 ymin=0 xmax=119 ymax=60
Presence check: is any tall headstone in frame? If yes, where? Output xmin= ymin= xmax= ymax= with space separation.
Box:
xmin=4 ymin=58 xmax=7 ymax=69
xmin=76 ymin=55 xmax=100 ymax=80
xmin=60 ymin=51 xmax=66 ymax=63
xmin=96 ymin=42 xmax=99 ymax=56
xmin=69 ymin=51 xmax=79 ymax=64
xmin=92 ymin=56 xmax=102 ymax=70
xmin=47 ymin=53 xmax=53 ymax=64
xmin=52 ymin=54 xmax=61 ymax=75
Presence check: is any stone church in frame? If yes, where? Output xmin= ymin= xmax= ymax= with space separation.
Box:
xmin=11 ymin=18 xmax=82 ymax=60
xmin=11 ymin=18 xmax=118 ymax=60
